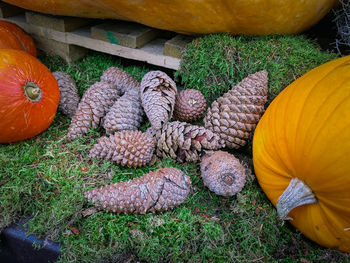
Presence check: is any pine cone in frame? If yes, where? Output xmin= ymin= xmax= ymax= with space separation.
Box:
xmin=204 ymin=70 xmax=268 ymax=149
xmin=89 ymin=130 xmax=154 ymax=168
xmin=85 ymin=167 xmax=191 ymax=214
xmin=200 ymin=151 xmax=246 ymax=196
xmin=67 ymin=82 xmax=120 ymax=140
xmin=174 ymin=89 xmax=206 ymax=122
xmin=100 ymin=66 xmax=139 ymax=95
xmin=140 ymin=71 xmax=177 ymax=130
xmin=147 ymin=121 xmax=224 ymax=163
xmin=103 ymin=86 xmax=144 ymax=134
xmin=52 ymin=71 xmax=79 ymax=118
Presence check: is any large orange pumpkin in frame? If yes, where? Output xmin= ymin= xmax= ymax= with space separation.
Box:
xmin=2 ymin=0 xmax=336 ymax=35
xmin=253 ymin=55 xmax=350 ymax=252
xmin=0 ymin=49 xmax=59 ymax=143
xmin=0 ymin=21 xmax=37 ymax=57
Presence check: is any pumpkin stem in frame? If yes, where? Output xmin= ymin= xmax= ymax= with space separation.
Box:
xmin=277 ymin=177 xmax=317 ymax=220
xmin=24 ymin=81 xmax=42 ymax=102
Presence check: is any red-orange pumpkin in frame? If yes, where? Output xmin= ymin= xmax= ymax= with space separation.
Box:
xmin=0 ymin=49 xmax=59 ymax=143
xmin=0 ymin=21 xmax=37 ymax=57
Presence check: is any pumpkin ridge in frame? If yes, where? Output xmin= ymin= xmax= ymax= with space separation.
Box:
xmin=266 ymin=101 xmax=295 ymax=176
xmin=296 ymin=66 xmax=350 ymax=164
xmin=317 ymin=203 xmax=350 ymax=246
xmin=302 ymin=86 xmax=350 ymax=165
xmin=291 ymin=88 xmax=342 ymax=177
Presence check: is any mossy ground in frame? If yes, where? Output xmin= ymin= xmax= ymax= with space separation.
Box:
xmin=176 ymin=34 xmax=338 ymax=105
xmin=0 ymin=35 xmax=349 ymax=263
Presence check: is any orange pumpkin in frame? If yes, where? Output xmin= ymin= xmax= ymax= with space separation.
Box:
xmin=253 ymin=55 xmax=350 ymax=252
xmin=0 ymin=49 xmax=59 ymax=143
xmin=2 ymin=0 xmax=336 ymax=35
xmin=0 ymin=21 xmax=37 ymax=56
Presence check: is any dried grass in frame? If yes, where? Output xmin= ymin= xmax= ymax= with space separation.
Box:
xmin=334 ymin=0 xmax=350 ymax=55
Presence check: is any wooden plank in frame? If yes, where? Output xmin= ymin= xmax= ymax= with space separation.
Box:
xmin=71 ymin=28 xmax=180 ymax=70
xmin=91 ymin=21 xmax=160 ymax=48
xmin=3 ymin=14 xmax=180 ymax=70
xmin=0 ymin=2 xmax=23 ymax=18
xmin=25 ymin=11 xmax=92 ymax=32
xmin=164 ymin=35 xmax=193 ymax=58
xmin=33 ymin=35 xmax=87 ymax=63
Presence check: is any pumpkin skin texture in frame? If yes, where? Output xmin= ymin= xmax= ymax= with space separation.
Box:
xmin=0 ymin=21 xmax=37 ymax=57
xmin=3 ymin=0 xmax=336 ymax=35
xmin=252 ymin=55 xmax=350 ymax=253
xmin=0 ymin=49 xmax=59 ymax=143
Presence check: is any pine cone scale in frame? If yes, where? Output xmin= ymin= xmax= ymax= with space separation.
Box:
xmin=100 ymin=66 xmax=139 ymax=95
xmin=67 ymin=81 xmax=119 ymax=140
xmin=103 ymin=86 xmax=144 ymax=134
xmin=174 ymin=89 xmax=206 ymax=122
xmin=89 ymin=130 xmax=154 ymax=168
xmin=148 ymin=121 xmax=224 ymax=163
xmin=204 ymin=70 xmax=268 ymax=149
xmin=200 ymin=151 xmax=246 ymax=196
xmin=53 ymin=71 xmax=80 ymax=118
xmin=85 ymin=167 xmax=191 ymax=214
xmin=141 ymin=71 xmax=177 ymax=130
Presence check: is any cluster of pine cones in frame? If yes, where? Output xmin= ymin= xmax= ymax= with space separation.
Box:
xmin=54 ymin=67 xmax=268 ymax=214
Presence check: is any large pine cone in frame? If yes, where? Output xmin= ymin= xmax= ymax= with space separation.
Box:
xmin=89 ymin=130 xmax=154 ymax=168
xmin=53 ymin=71 xmax=79 ymax=118
xmin=140 ymin=71 xmax=177 ymax=130
xmin=204 ymin=70 xmax=268 ymax=149
xmin=103 ymin=86 xmax=144 ymax=134
xmin=147 ymin=121 xmax=224 ymax=163
xmin=174 ymin=89 xmax=206 ymax=123
xmin=67 ymin=82 xmax=120 ymax=140
xmin=100 ymin=66 xmax=139 ymax=95
xmin=85 ymin=167 xmax=191 ymax=214
xmin=200 ymin=151 xmax=246 ymax=196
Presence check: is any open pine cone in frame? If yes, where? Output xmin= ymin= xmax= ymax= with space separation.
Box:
xmin=52 ymin=71 xmax=79 ymax=118
xmin=147 ymin=121 xmax=224 ymax=163
xmin=100 ymin=66 xmax=139 ymax=95
xmin=140 ymin=71 xmax=177 ymax=130
xmin=200 ymin=151 xmax=246 ymax=196
xmin=174 ymin=89 xmax=206 ymax=122
xmin=85 ymin=167 xmax=191 ymax=214
xmin=204 ymin=70 xmax=268 ymax=149
xmin=67 ymin=81 xmax=120 ymax=141
xmin=89 ymin=130 xmax=154 ymax=168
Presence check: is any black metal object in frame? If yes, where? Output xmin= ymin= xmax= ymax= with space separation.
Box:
xmin=0 ymin=220 xmax=61 ymax=263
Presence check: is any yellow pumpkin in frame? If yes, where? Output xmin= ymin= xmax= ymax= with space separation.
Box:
xmin=3 ymin=0 xmax=336 ymax=35
xmin=253 ymin=55 xmax=350 ymax=253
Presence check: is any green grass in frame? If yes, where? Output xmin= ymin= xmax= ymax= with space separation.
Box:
xmin=175 ymin=34 xmax=338 ymax=105
xmin=0 ymin=36 xmax=349 ymax=263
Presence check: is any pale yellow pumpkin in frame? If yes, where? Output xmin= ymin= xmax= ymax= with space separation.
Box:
xmin=253 ymin=55 xmax=350 ymax=253
xmin=3 ymin=0 xmax=336 ymax=35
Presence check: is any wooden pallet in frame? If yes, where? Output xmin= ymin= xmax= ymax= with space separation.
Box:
xmin=0 ymin=2 xmax=194 ymax=70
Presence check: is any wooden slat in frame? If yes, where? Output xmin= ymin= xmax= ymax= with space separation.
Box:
xmin=33 ymin=35 xmax=87 ymax=63
xmin=25 ymin=11 xmax=92 ymax=32
xmin=71 ymin=28 xmax=179 ymax=69
xmin=164 ymin=35 xmax=193 ymax=58
xmin=91 ymin=21 xmax=159 ymax=48
xmin=2 ymin=14 xmax=181 ymax=69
